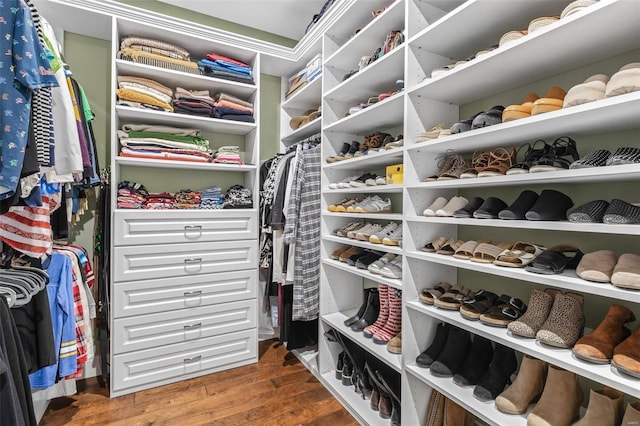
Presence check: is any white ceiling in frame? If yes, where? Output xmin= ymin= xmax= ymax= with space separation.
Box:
xmin=157 ymin=0 xmax=330 ymax=42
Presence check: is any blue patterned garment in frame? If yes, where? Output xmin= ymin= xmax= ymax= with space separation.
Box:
xmin=0 ymin=0 xmax=58 ymax=200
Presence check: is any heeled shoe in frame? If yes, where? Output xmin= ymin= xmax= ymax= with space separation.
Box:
xmin=344 ymin=288 xmax=377 ymax=327
xmin=473 ymin=343 xmax=518 ymax=401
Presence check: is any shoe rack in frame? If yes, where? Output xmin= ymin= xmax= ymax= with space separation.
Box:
xmin=402 ymin=0 xmax=640 ymax=425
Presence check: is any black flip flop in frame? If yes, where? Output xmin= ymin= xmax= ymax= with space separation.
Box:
xmin=499 ymin=190 xmax=538 ymax=220
xmin=525 ymin=189 xmax=573 ymax=221
xmin=568 ymin=200 xmax=609 ymax=223
xmin=453 ymin=197 xmax=484 ymax=218
xmin=473 ymin=197 xmax=508 ymax=219
xmin=525 ymin=244 xmax=583 ymax=274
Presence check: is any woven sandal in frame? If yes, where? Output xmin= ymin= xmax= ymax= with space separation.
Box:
xmin=494 ymin=242 xmax=546 ymax=268
xmin=419 ymin=282 xmax=452 ymax=305
xmin=605 ymin=147 xmax=640 ymax=166
xmin=568 ymin=200 xmax=610 ymax=222
xmin=471 ymin=242 xmax=513 ymax=264
xmin=453 ymin=240 xmax=490 ymax=260
xmin=603 ymin=199 xmax=640 ymax=224
xmin=436 ymin=239 xmax=465 ymax=256
xmin=460 ymin=151 xmax=491 ymax=179
xmin=434 ymin=285 xmax=475 ymax=310
xmin=479 ymin=295 xmax=527 ymax=327
xmin=422 ymin=236 xmax=448 ymax=252
xmin=460 ymin=289 xmax=499 ymax=320
xmin=569 ymin=149 xmax=611 ymax=169
xmin=477 ymin=147 xmax=516 ymax=177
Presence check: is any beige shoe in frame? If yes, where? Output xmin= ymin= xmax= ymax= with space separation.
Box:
xmin=508 ymin=289 xmax=558 ymax=338
xmin=495 ymin=355 xmax=547 ymax=415
xmin=527 ymin=365 xmax=583 ymax=426
xmin=573 ymin=387 xmax=624 ymax=426
xmin=386 ymin=332 xmax=401 ymax=354
xmin=536 ymin=291 xmax=584 ymax=348
xmin=621 ymin=401 xmax=640 ymax=426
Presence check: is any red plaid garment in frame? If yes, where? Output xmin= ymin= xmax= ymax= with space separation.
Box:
xmin=65 ymin=258 xmax=87 ymax=379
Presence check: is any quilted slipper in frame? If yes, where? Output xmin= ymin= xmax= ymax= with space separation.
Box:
xmin=423 ymin=196 xmax=448 ymax=216
xmin=603 ymin=199 xmax=640 ymax=224
xmin=460 ymin=289 xmax=498 ymax=320
xmin=525 ymin=244 xmax=584 ymax=275
xmin=479 ymin=295 xmax=527 ymax=327
xmin=576 ymin=250 xmax=618 ymax=283
xmin=419 ymin=281 xmax=452 ymax=305
xmin=569 ymin=149 xmax=611 ymax=169
xmin=471 ymin=242 xmax=513 ymax=264
xmin=453 ymin=240 xmax=491 ymax=260
xmin=494 ymin=242 xmax=546 ymax=268
xmin=568 ymin=200 xmax=609 ymax=222
xmin=498 ymin=190 xmax=539 ymax=220
xmin=436 ymin=239 xmax=464 ymax=256
xmin=453 ymin=197 xmax=484 ymax=218
xmin=502 ymin=92 xmax=539 ymax=122
xmin=605 ymin=62 xmax=640 ymax=98
xmin=525 ymin=189 xmax=574 ymax=221
xmin=434 ymin=285 xmax=475 ymax=310
xmin=563 ymin=74 xmax=609 ymax=107
xmin=471 ymin=105 xmax=505 ymax=129
xmin=473 ymin=197 xmax=508 ymax=219
xmin=611 ymin=253 xmax=640 ymax=290
xmin=422 ymin=236 xmax=448 ymax=252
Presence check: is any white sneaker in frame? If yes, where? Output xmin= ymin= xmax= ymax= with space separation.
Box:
xmin=355 ymin=196 xmax=392 ymax=213
xmin=346 ymin=222 xmax=371 ymax=239
xmin=435 ymin=196 xmax=468 ymax=217
xmin=347 ymin=196 xmax=372 ymax=212
xmin=423 ymin=196 xmax=448 ymax=216
xmin=375 ymin=176 xmax=388 ymax=185
xmin=334 ymin=221 xmax=363 ymax=237
xmin=382 ymin=227 xmax=402 ymax=246
xmin=368 ymin=253 xmax=397 ymax=274
xmin=355 ymin=223 xmax=382 ymax=241
xmin=369 ymin=222 xmax=398 ymax=244
xmin=330 ymin=175 xmax=358 ymax=189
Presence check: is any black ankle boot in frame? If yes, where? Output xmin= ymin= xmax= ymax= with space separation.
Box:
xmin=430 ymin=326 xmax=471 ymax=377
xmin=453 ymin=335 xmax=494 ymax=386
xmin=473 ymin=343 xmax=518 ymax=401
xmin=350 ymin=289 xmax=380 ymax=332
xmin=345 ymin=288 xmax=377 ymax=327
xmin=341 ymin=356 xmax=353 ymax=386
xmin=416 ymin=322 xmax=449 ymax=367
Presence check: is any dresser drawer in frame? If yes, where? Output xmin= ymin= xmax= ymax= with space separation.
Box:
xmin=113 ymin=270 xmax=256 ymax=318
xmin=112 ymin=329 xmax=257 ymax=392
xmin=113 ymin=240 xmax=257 ymax=282
xmin=113 ymin=300 xmax=256 ymax=354
xmin=113 ymin=210 xmax=257 ymax=246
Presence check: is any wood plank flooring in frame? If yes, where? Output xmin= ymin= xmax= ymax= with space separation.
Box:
xmin=40 ymin=339 xmax=358 ymax=426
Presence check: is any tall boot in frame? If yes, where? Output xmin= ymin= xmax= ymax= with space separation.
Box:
xmin=573 ymin=387 xmax=624 ymax=426
xmin=363 ymin=285 xmax=389 ymax=338
xmin=350 ymin=288 xmax=380 ymax=331
xmin=425 ymin=390 xmax=446 ymax=426
xmin=621 ymin=401 xmax=640 ymax=426
xmin=527 ymin=365 xmax=583 ymax=426
xmin=495 ymin=355 xmax=547 ymax=415
xmin=345 ymin=287 xmax=377 ymax=327
xmin=573 ymin=304 xmax=635 ymax=363
xmin=444 ymin=397 xmax=475 ymax=426
xmin=373 ymin=288 xmax=402 ymax=344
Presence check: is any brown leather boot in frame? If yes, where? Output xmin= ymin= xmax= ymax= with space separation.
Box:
xmin=527 ymin=365 xmax=583 ymax=426
xmin=612 ymin=325 xmax=640 ymax=378
xmin=621 ymin=401 xmax=640 ymax=425
xmin=573 ymin=387 xmax=624 ymax=426
xmin=573 ymin=304 xmax=635 ymax=363
xmin=425 ymin=390 xmax=445 ymax=426
xmin=444 ymin=397 xmax=475 ymax=426
xmin=495 ymin=355 xmax=547 ymax=415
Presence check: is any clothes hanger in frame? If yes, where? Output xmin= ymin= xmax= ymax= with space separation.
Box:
xmin=0 ymin=286 xmax=17 ymax=308
xmin=0 ymin=276 xmax=32 ymax=306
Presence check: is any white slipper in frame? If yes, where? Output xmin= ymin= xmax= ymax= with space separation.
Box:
xmin=564 ymin=74 xmax=609 ymax=107
xmin=423 ymin=197 xmax=448 ymax=216
xmin=605 ymin=63 xmax=640 ymax=98
xmin=435 ymin=196 xmax=469 ymax=217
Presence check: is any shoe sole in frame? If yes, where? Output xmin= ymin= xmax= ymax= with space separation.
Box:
xmin=382 ymin=239 xmax=400 ymax=246
xmin=611 ymin=359 xmax=640 ymax=378
xmin=354 ymin=208 xmax=392 ymax=213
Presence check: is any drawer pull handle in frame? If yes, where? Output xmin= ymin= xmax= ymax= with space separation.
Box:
xmin=184 ymin=323 xmax=202 ymax=330
xmin=184 ymin=258 xmax=202 ymax=264
xmin=184 ymin=290 xmax=202 ymax=297
xmin=184 ymin=355 xmax=202 ymax=363
xmin=184 ymin=225 xmax=202 ymax=231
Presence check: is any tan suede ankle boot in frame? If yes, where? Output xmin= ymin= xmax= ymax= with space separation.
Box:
xmin=495 ymin=355 xmax=547 ymax=415
xmin=621 ymin=401 xmax=640 ymax=426
xmin=573 ymin=387 xmax=624 ymax=426
xmin=527 ymin=365 xmax=583 ymax=426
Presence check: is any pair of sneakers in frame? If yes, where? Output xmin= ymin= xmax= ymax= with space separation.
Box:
xmin=333 ymin=221 xmax=364 ymax=237
xmin=349 ymin=195 xmax=392 ymax=213
xmin=328 ymin=173 xmax=386 ymax=189
xmin=367 ymin=222 xmax=402 ymax=246
xmin=379 ymin=256 xmax=402 ymax=279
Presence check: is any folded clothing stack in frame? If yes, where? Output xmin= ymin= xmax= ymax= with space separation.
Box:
xmin=213 ymin=146 xmax=243 ymax=165
xmin=117 ymin=36 xmax=200 ymax=75
xmin=145 ymin=192 xmax=175 ymax=210
xmin=173 ymin=86 xmax=215 ymax=117
xmin=174 ymin=189 xmax=202 ymax=209
xmin=200 ymin=186 xmax=223 ymax=209
xmin=197 ymin=53 xmax=254 ymax=85
xmin=223 ymin=184 xmax=253 ymax=209
xmin=116 ymin=75 xmax=174 ymax=112
xmin=117 ymin=181 xmax=148 ymax=209
xmin=118 ymin=123 xmax=213 ymax=163
xmin=212 ymin=92 xmax=255 ymax=123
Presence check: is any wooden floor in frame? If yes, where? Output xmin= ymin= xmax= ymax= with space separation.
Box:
xmin=40 ymin=339 xmax=358 ymax=426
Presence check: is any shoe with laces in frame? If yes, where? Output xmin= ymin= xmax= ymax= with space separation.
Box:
xmin=355 ymin=196 xmax=392 ymax=213
xmin=347 ymin=196 xmax=372 ymax=213
xmin=355 ymin=223 xmax=383 ymax=241
xmin=350 ymin=173 xmax=377 ymax=187
xmin=382 ymin=227 xmax=402 ymax=246
xmin=334 ymin=221 xmax=364 ymax=237
xmin=335 ymin=198 xmax=361 ymax=213
xmin=346 ymin=222 xmax=371 ymax=239
xmin=368 ymin=253 xmax=397 ymax=274
xmin=329 ymin=175 xmax=359 ymax=189
xmin=380 ymin=256 xmax=402 ymax=279
xmin=328 ymin=198 xmax=351 ymax=212
xmin=365 ymin=175 xmax=383 ymax=186
xmin=369 ymin=222 xmax=399 ymax=244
